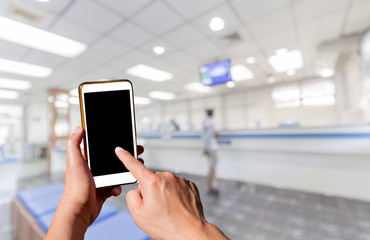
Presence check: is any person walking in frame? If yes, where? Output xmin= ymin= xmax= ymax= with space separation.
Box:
xmin=202 ymin=109 xmax=219 ymax=196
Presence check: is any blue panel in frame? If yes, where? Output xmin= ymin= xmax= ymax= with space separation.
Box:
xmin=17 ymin=182 xmax=64 ymax=206
xmin=85 ymin=211 xmax=150 ymax=240
xmin=25 ymin=193 xmax=62 ymax=218
xmin=37 ymin=204 xmax=118 ymax=233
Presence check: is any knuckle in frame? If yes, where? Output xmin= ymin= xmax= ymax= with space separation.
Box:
xmin=163 ymin=171 xmax=176 ymax=180
xmin=146 ymin=175 xmax=160 ymax=187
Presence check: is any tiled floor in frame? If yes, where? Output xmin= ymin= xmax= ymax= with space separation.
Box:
xmin=1 ymin=165 xmax=370 ymax=239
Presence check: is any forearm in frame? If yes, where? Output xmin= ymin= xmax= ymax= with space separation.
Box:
xmin=45 ymin=195 xmax=90 ymax=240
xmin=192 ymin=222 xmax=229 ymax=240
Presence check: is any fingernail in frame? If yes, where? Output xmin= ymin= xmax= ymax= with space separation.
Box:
xmin=73 ymin=126 xmax=82 ymax=133
xmin=115 ymin=147 xmax=124 ymax=152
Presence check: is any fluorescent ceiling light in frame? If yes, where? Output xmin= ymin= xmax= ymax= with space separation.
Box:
xmin=320 ymin=68 xmax=334 ymax=78
xmin=185 ymin=82 xmax=211 ymax=93
xmin=209 ymin=17 xmax=225 ymax=32
xmin=246 ymin=57 xmax=256 ymax=64
xmin=0 ymin=89 xmax=19 ymax=99
xmin=135 ymin=96 xmax=151 ymax=105
xmin=126 ymin=64 xmax=173 ymax=82
xmin=302 ymin=96 xmax=335 ymax=106
xmin=268 ymin=49 xmax=303 ymax=73
xmin=0 ymin=17 xmax=87 ymax=58
xmin=286 ymin=69 xmax=296 ymax=76
xmin=0 ymin=78 xmax=31 ymax=90
xmin=153 ymin=46 xmax=165 ymax=55
xmin=275 ymin=100 xmax=301 ymax=108
xmin=0 ymin=58 xmax=52 ymax=77
xmin=69 ymin=88 xmax=78 ymax=96
xmin=149 ymin=91 xmax=175 ymax=100
xmin=38 ymin=0 xmax=50 ymax=2
xmin=272 ymin=86 xmax=300 ymax=102
xmin=68 ymin=97 xmax=79 ymax=105
xmin=231 ymin=64 xmax=254 ymax=81
xmin=55 ymin=100 xmax=69 ymax=108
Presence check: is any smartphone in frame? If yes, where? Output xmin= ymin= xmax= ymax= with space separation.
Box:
xmin=79 ymin=79 xmax=137 ymax=188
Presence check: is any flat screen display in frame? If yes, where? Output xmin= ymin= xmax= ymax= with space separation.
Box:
xmin=84 ymin=90 xmax=134 ymax=177
xmin=199 ymin=59 xmax=232 ymax=86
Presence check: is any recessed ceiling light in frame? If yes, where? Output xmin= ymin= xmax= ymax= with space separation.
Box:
xmin=267 ymin=76 xmax=276 ymax=83
xmin=246 ymin=57 xmax=256 ymax=64
xmin=226 ymin=81 xmax=235 ymax=88
xmin=275 ymin=48 xmax=288 ymax=55
xmin=0 ymin=89 xmax=19 ymax=99
xmin=320 ymin=68 xmax=334 ymax=78
xmin=135 ymin=96 xmax=151 ymax=105
xmin=268 ymin=49 xmax=303 ymax=73
xmin=0 ymin=58 xmax=52 ymax=77
xmin=0 ymin=16 xmax=86 ymax=58
xmin=287 ymin=69 xmax=296 ymax=76
xmin=231 ymin=64 xmax=254 ymax=81
xmin=149 ymin=91 xmax=175 ymax=100
xmin=209 ymin=17 xmax=225 ymax=32
xmin=126 ymin=64 xmax=173 ymax=82
xmin=153 ymin=46 xmax=165 ymax=55
xmin=185 ymin=82 xmax=211 ymax=93
xmin=0 ymin=78 xmax=31 ymax=90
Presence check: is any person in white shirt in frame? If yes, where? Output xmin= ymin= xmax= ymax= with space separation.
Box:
xmin=202 ymin=109 xmax=219 ymax=196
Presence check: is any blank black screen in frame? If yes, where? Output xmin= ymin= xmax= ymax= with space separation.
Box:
xmin=84 ymin=90 xmax=134 ymax=177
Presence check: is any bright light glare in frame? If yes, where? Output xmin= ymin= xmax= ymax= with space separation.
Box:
xmin=272 ymin=86 xmax=300 ymax=102
xmin=55 ymin=100 xmax=69 ymax=108
xmin=246 ymin=57 xmax=256 ymax=64
xmin=226 ymin=81 xmax=235 ymax=88
xmin=153 ymin=46 xmax=165 ymax=55
xmin=135 ymin=96 xmax=151 ymax=105
xmin=185 ymin=82 xmax=211 ymax=93
xmin=69 ymin=88 xmax=78 ymax=96
xmin=302 ymin=96 xmax=335 ymax=106
xmin=0 ymin=78 xmax=31 ymax=90
xmin=231 ymin=64 xmax=254 ymax=81
xmin=320 ymin=68 xmax=334 ymax=78
xmin=126 ymin=64 xmax=173 ymax=82
xmin=149 ymin=91 xmax=175 ymax=100
xmin=209 ymin=17 xmax=225 ymax=32
xmin=0 ymin=16 xmax=87 ymax=58
xmin=287 ymin=69 xmax=296 ymax=76
xmin=0 ymin=89 xmax=19 ymax=99
xmin=69 ymin=97 xmax=79 ymax=105
xmin=275 ymin=100 xmax=301 ymax=108
xmin=268 ymin=49 xmax=303 ymax=73
xmin=0 ymin=58 xmax=52 ymax=77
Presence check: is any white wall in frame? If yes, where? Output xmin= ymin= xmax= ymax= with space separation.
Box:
xmin=25 ymin=102 xmax=48 ymax=144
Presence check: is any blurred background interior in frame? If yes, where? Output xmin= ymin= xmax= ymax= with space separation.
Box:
xmin=1 ymin=0 xmax=370 ymax=239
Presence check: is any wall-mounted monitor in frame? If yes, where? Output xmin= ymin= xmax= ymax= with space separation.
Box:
xmin=199 ymin=59 xmax=232 ymax=86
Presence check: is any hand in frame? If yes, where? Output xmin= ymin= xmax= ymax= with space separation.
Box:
xmin=46 ymin=126 xmax=144 ymax=239
xmin=115 ymin=147 xmax=229 ymax=240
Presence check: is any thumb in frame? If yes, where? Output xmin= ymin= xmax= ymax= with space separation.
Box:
xmin=126 ymin=189 xmax=143 ymax=214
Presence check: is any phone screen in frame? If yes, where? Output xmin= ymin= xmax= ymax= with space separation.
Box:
xmin=84 ymin=89 xmax=135 ymax=177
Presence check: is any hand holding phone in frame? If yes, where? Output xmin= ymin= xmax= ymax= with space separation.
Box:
xmin=79 ymin=79 xmax=137 ymax=188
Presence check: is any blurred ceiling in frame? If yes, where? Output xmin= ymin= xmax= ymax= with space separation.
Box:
xmin=0 ymin=0 xmax=369 ymax=103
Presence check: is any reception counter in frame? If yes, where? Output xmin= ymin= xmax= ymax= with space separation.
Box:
xmin=138 ymin=125 xmax=370 ymax=201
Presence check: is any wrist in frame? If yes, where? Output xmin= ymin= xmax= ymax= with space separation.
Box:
xmin=192 ymin=221 xmax=229 ymax=240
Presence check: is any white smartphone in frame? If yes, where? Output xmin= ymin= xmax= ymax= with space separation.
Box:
xmin=79 ymin=79 xmax=137 ymax=188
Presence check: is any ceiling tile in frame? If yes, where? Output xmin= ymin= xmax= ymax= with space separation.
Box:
xmin=293 ymin=0 xmax=350 ymax=24
xmin=162 ymin=51 xmax=199 ymax=71
xmin=163 ymin=24 xmax=205 ymax=48
xmin=94 ymin=0 xmax=151 ymax=17
xmin=257 ymin=27 xmax=298 ymax=53
xmin=231 ymin=0 xmax=289 ymax=22
xmin=248 ymin=6 xmax=294 ymax=38
xmin=21 ymin=50 xmax=67 ymax=68
xmin=64 ymin=0 xmax=123 ymax=33
xmin=131 ymin=1 xmax=184 ymax=35
xmin=344 ymin=0 xmax=370 ymax=34
xmin=51 ymin=18 xmax=100 ymax=44
xmin=184 ymin=39 xmax=224 ymax=61
xmin=0 ymin=39 xmax=29 ymax=61
xmin=109 ymin=21 xmax=154 ymax=47
xmin=165 ymin=0 xmax=224 ymax=20
xmin=17 ymin=0 xmax=74 ymax=14
xmin=90 ymin=37 xmax=130 ymax=57
xmin=74 ymin=50 xmax=116 ymax=65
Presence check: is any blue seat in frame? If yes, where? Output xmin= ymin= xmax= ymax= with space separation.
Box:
xmin=85 ymin=211 xmax=150 ymax=240
xmin=37 ymin=204 xmax=119 ymax=233
xmin=24 ymin=193 xmax=63 ymax=218
xmin=17 ymin=182 xmax=64 ymax=206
